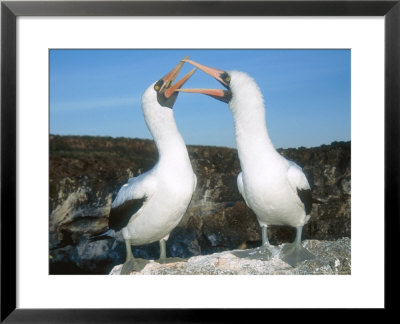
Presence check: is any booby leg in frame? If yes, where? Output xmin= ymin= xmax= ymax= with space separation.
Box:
xmin=157 ymin=235 xmax=188 ymax=264
xmin=120 ymin=238 xmax=136 ymax=275
xmin=262 ymin=225 xmax=270 ymax=247
xmin=159 ymin=238 xmax=167 ymax=260
xmin=258 ymin=225 xmax=273 ymax=259
xmin=119 ymin=229 xmax=149 ymax=275
xmin=232 ymin=225 xmax=272 ymax=260
xmin=280 ymin=226 xmax=314 ymax=267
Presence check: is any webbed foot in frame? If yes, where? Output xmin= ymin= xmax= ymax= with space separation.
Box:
xmin=120 ymin=237 xmax=149 ymax=275
xmin=280 ymin=242 xmax=314 ymax=267
xmin=120 ymin=259 xmax=136 ymax=275
xmin=232 ymin=244 xmax=273 ymax=261
xmin=120 ymin=258 xmax=149 ymax=275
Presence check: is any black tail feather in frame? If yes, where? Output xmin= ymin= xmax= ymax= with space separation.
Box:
xmin=89 ymin=229 xmax=115 ymax=242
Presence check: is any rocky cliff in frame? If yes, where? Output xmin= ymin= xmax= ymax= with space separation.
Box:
xmin=49 ymin=135 xmax=351 ymax=274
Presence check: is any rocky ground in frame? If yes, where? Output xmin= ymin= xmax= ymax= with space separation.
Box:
xmin=110 ymin=238 xmax=351 ymax=275
xmin=49 ymin=135 xmax=351 ymax=275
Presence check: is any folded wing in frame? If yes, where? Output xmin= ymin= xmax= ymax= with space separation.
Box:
xmin=287 ymin=162 xmax=312 ymax=215
xmin=109 ymin=174 xmax=156 ymax=231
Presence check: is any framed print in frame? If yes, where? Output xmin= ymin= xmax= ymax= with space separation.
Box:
xmin=1 ymin=0 xmax=399 ymax=321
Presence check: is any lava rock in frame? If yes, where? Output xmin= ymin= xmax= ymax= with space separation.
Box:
xmin=49 ymin=135 xmax=351 ymax=274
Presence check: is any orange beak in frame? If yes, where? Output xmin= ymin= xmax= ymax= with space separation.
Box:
xmin=160 ymin=56 xmax=196 ymax=98
xmin=176 ymin=59 xmax=232 ymax=103
xmin=182 ymin=59 xmax=229 ymax=87
xmin=177 ymin=88 xmax=231 ymax=103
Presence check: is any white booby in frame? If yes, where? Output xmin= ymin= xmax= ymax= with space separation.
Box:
xmin=92 ymin=59 xmax=197 ymax=274
xmin=178 ymin=59 xmax=315 ymax=266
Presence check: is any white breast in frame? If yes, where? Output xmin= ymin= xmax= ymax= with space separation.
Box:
xmin=228 ymin=71 xmax=308 ymax=228
xmin=124 ymin=161 xmax=195 ymax=245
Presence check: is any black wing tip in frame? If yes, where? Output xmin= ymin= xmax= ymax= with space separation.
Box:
xmin=108 ymin=197 xmax=146 ymax=231
xmin=88 ymin=231 xmax=113 ymax=242
xmin=297 ymin=188 xmax=313 ymax=215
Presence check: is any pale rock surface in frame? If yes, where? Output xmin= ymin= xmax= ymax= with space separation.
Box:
xmin=110 ymin=238 xmax=351 ymax=275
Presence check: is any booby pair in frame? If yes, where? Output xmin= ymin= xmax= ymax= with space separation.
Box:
xmin=92 ymin=58 xmax=197 ymax=275
xmin=178 ymin=59 xmax=315 ymax=266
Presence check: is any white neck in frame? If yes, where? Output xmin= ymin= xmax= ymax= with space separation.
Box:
xmin=147 ymin=111 xmax=190 ymax=166
xmin=141 ymin=88 xmax=191 ymax=171
xmin=228 ymin=71 xmax=278 ymax=167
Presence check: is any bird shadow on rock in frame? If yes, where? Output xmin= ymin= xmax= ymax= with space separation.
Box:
xmin=231 ymin=245 xmax=276 ymax=261
xmin=156 ymin=257 xmax=188 ymax=264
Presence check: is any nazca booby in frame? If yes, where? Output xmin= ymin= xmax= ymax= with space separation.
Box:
xmin=178 ymin=59 xmax=315 ymax=266
xmin=92 ymin=58 xmax=197 ymax=274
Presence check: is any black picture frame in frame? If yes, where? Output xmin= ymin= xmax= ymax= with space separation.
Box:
xmin=1 ymin=0 xmax=398 ymax=321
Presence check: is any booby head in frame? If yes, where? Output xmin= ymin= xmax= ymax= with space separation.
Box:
xmin=141 ymin=57 xmax=196 ymax=147
xmin=177 ymin=59 xmax=269 ymax=128
xmin=176 ymin=59 xmax=265 ymax=111
xmin=149 ymin=56 xmax=196 ymax=109
xmin=176 ymin=59 xmax=232 ymax=103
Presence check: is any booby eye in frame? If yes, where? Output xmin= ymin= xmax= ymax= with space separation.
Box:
xmin=154 ymin=80 xmax=164 ymax=92
xmin=219 ymin=72 xmax=231 ymax=88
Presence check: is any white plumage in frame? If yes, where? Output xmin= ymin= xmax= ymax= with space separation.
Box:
xmin=228 ymin=71 xmax=311 ymax=228
xmin=93 ymin=60 xmax=197 ymax=274
xmin=114 ymin=82 xmax=197 ymax=246
xmin=180 ymin=60 xmax=315 ymax=266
